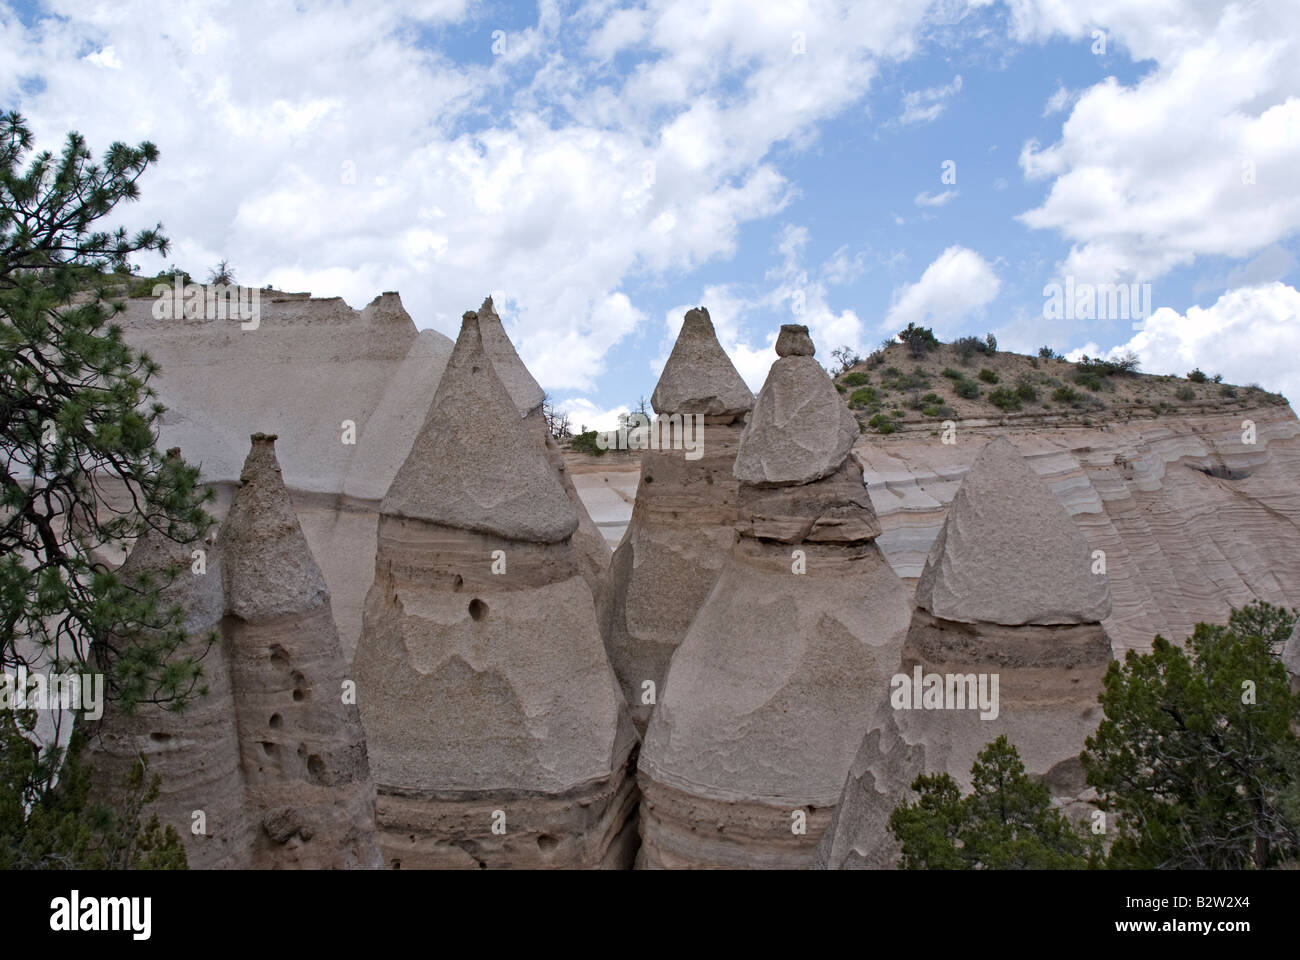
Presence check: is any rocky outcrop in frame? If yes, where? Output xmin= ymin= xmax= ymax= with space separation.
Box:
xmin=861 ymin=407 xmax=1300 ymax=655
xmin=353 ymin=308 xmax=637 ymax=869
xmin=815 ymin=436 xmax=1113 ymax=869
xmin=111 ymin=290 xmax=453 ymax=661
xmin=474 ymin=296 xmax=613 ymax=610
xmin=637 ymin=325 xmax=912 ymax=869
xmin=603 ymin=307 xmax=754 ymax=731
xmin=219 ymin=434 xmax=382 ymax=869
xmin=86 ymin=511 xmax=251 ymax=869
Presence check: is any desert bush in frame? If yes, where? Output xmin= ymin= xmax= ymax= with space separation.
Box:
xmin=841 ymin=371 xmax=871 ymax=387
xmin=849 ymin=386 xmax=879 ymax=408
xmin=954 ymin=379 xmax=980 ymax=400
xmin=1015 ymin=380 xmax=1039 ymax=403
xmin=977 ymin=368 xmax=999 ymax=384
xmin=1052 ymin=386 xmax=1087 ymax=407
xmin=1187 ymin=368 xmax=1208 ymax=383
xmin=868 ymin=413 xmax=898 ymax=434
xmin=988 ymin=387 xmax=1021 ymax=411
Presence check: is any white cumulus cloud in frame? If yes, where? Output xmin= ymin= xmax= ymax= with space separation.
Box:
xmin=883 ymin=246 xmax=1001 ymax=334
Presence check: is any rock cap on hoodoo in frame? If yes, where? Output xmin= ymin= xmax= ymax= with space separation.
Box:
xmin=476 ymin=296 xmax=545 ymax=418
xmin=651 ymin=307 xmax=754 ymax=417
xmin=732 ymin=325 xmax=857 ymax=486
xmin=914 ymin=435 xmax=1112 ymax=626
xmin=381 ymin=309 xmax=578 ymax=543
xmin=220 ymin=433 xmax=329 ymax=621
xmin=775 ymin=323 xmax=815 ymax=357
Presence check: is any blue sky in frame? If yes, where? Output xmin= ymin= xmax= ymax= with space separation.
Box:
xmin=2 ymin=0 xmax=1298 ymax=427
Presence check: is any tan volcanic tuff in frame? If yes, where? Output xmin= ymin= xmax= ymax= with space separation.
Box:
xmin=915 ymin=437 xmax=1112 ymax=625
xmin=111 ymin=289 xmax=453 ymax=662
xmin=219 ymin=434 xmax=382 ymax=869
xmin=603 ymin=307 xmax=755 ymax=732
xmin=353 ymin=309 xmax=637 ymax=869
xmin=86 ymin=501 xmax=252 ymax=869
xmin=636 ymin=324 xmax=912 ymax=869
xmin=732 ymin=327 xmax=858 ymax=487
xmin=858 ymin=404 xmax=1300 ymax=657
xmin=815 ymin=436 xmax=1113 ymax=870
xmin=473 ymin=296 xmax=614 ymax=610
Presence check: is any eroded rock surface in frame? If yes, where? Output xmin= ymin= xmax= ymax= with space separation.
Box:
xmin=603 ymin=307 xmax=754 ymax=732
xmin=220 ymin=434 xmax=382 ymax=869
xmin=638 ymin=325 xmax=912 ymax=868
xmin=816 ymin=436 xmax=1112 ymax=869
xmin=353 ymin=310 xmax=637 ymax=869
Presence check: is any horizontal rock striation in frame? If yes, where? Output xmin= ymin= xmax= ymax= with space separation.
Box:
xmin=354 ymin=309 xmax=636 ymax=869
xmin=816 ymin=436 xmax=1113 ymax=870
xmin=858 ymin=407 xmax=1300 ymax=654
xmin=220 ymin=434 xmax=382 ymax=869
xmin=638 ymin=325 xmax=912 ymax=868
xmin=603 ymin=307 xmax=754 ymax=732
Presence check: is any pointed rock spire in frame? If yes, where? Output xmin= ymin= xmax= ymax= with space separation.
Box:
xmin=353 ymin=305 xmax=637 ymax=869
xmin=914 ymin=436 xmax=1112 ymax=625
xmin=220 ymin=433 xmax=381 ymax=869
xmin=382 ymin=312 xmax=577 ymax=543
xmin=604 ymin=306 xmax=754 ymax=732
xmin=476 ymin=295 xmax=545 ymax=417
xmin=651 ymin=306 xmax=754 ymax=416
xmin=733 ymin=324 xmax=858 ymax=486
xmin=637 ymin=325 xmax=912 ymax=868
xmin=816 ymin=435 xmax=1114 ymax=870
xmin=221 ymin=433 xmax=328 ymax=620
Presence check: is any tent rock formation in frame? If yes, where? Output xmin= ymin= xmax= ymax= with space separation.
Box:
xmin=603 ymin=306 xmax=754 ymax=731
xmin=637 ymin=324 xmax=913 ymax=868
xmin=353 ymin=309 xmax=637 ymax=869
xmin=815 ymin=436 xmax=1113 ymax=869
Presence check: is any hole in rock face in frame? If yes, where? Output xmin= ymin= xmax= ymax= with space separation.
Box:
xmin=260 ymin=741 xmax=277 ymax=757
xmin=644 ymin=476 xmax=654 ymax=484
xmin=293 ymin=689 xmax=305 ymax=702
xmin=472 ymin=365 xmax=481 ymax=374
xmin=537 ymin=834 xmax=559 ymax=853
xmin=269 ymin=644 xmax=289 ymax=666
xmin=149 ymin=732 xmax=172 ymax=743
xmin=1191 ymin=463 xmax=1254 ymax=481
xmin=469 ymin=598 xmax=488 ymax=621
xmin=269 ymin=713 xmax=282 ymax=729
xmin=391 ymin=859 xmax=401 ymax=870
xmin=307 ymin=754 xmax=326 ymax=783
xmin=478 ymin=861 xmax=486 ymax=870
xmin=453 ymin=575 xmax=464 ymax=592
